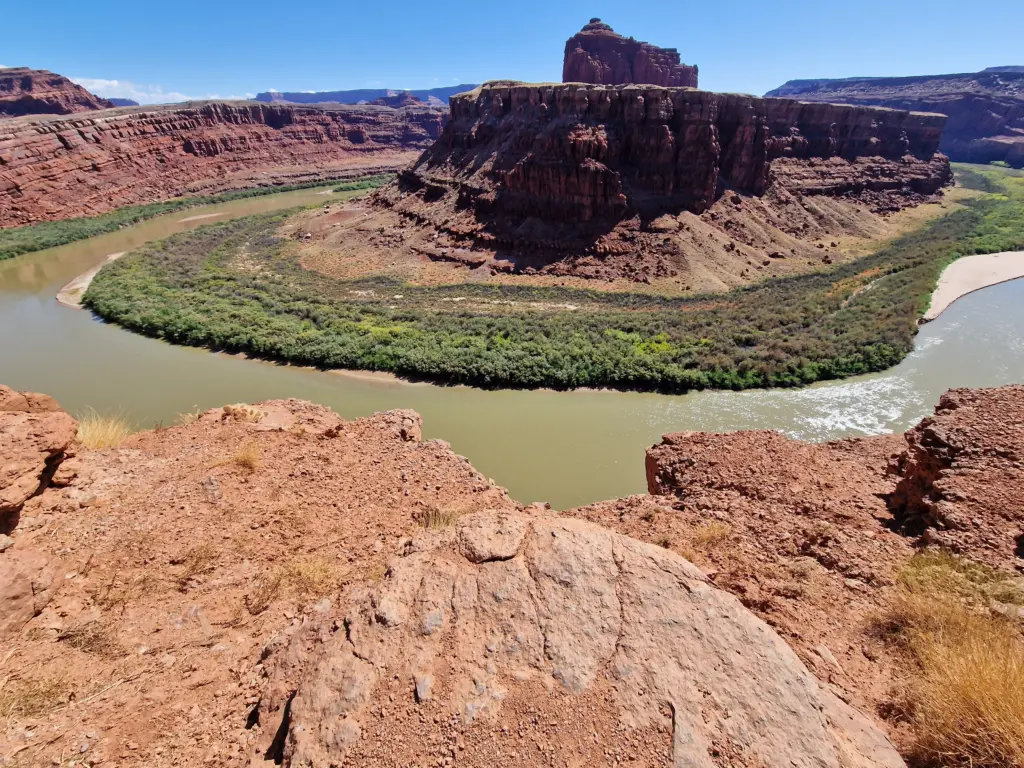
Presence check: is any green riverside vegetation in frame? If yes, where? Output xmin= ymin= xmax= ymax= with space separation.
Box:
xmin=83 ymin=165 xmax=1024 ymax=393
xmin=0 ymin=175 xmax=392 ymax=261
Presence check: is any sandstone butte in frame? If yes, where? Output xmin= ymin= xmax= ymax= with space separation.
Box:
xmin=1 ymin=380 xmax=1021 ymax=766
xmin=563 ymin=18 xmax=699 ymax=88
xmin=766 ymin=68 xmax=1024 ymax=168
xmin=0 ymin=98 xmax=447 ymax=227
xmin=0 ymin=67 xmax=114 ymax=118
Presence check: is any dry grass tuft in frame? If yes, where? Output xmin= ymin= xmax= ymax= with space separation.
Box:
xmin=57 ymin=621 xmax=123 ymax=657
xmin=222 ymin=404 xmax=265 ymax=423
xmin=0 ymin=673 xmax=70 ymax=719
xmin=232 ymin=440 xmax=261 ymax=472
xmin=688 ymin=521 xmax=734 ymax=552
xmin=283 ymin=555 xmax=339 ymax=599
xmin=175 ymin=543 xmax=219 ymax=590
xmin=245 ymin=571 xmax=283 ymax=616
xmin=244 ymin=555 xmax=341 ymax=615
xmin=900 ymin=548 xmax=1024 ymax=606
xmin=418 ymin=506 xmax=462 ymax=530
xmin=883 ymin=550 xmax=1024 ymax=767
xmin=93 ymin=570 xmax=158 ymax=612
xmin=175 ymin=407 xmax=203 ymax=426
xmin=76 ymin=408 xmax=133 ymax=450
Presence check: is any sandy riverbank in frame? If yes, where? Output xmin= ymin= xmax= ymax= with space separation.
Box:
xmin=55 ymin=252 xmax=125 ymax=309
xmin=924 ymin=251 xmax=1024 ymax=322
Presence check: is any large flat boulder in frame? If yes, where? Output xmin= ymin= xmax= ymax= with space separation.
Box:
xmin=258 ymin=511 xmax=905 ymax=768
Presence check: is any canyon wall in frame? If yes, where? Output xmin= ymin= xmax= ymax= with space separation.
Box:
xmin=0 ymin=101 xmax=446 ymax=226
xmin=563 ymin=19 xmax=699 ymax=89
xmin=766 ymin=70 xmax=1024 ymax=168
xmin=0 ymin=67 xmax=114 ymax=118
xmin=408 ymin=82 xmax=949 ymax=226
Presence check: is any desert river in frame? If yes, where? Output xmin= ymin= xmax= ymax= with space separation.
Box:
xmin=2 ymin=187 xmax=1023 ymax=508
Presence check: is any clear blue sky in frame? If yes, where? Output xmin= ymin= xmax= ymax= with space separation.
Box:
xmin=3 ymin=0 xmax=1023 ymax=103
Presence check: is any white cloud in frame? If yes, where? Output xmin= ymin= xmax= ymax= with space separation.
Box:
xmin=71 ymin=77 xmax=258 ymax=105
xmin=72 ymin=77 xmax=191 ymax=104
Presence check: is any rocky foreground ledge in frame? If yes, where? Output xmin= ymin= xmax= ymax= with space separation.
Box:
xmin=0 ymin=384 xmax=1021 ymax=766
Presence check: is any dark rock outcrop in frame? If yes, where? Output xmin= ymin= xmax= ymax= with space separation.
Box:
xmin=0 ymin=385 xmax=76 ymax=528
xmin=398 ymin=82 xmax=949 ymax=227
xmin=107 ymin=97 xmax=140 ymax=107
xmin=890 ymin=386 xmax=1024 ymax=569
xmin=0 ymin=67 xmax=114 ymax=118
xmin=0 ymin=101 xmax=446 ymax=226
xmin=563 ymin=19 xmax=699 ymax=88
xmin=766 ymin=70 xmax=1024 ymax=168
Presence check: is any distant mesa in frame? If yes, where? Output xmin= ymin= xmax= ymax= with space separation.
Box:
xmin=107 ymin=97 xmax=140 ymax=107
xmin=368 ymin=91 xmax=423 ymax=108
xmin=0 ymin=67 xmax=114 ymax=118
xmin=563 ymin=18 xmax=698 ymax=88
xmin=766 ymin=68 xmax=1024 ymax=168
xmin=255 ymin=84 xmax=478 ymax=107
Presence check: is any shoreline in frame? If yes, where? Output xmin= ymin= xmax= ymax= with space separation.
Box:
xmin=55 ymin=252 xmax=126 ymax=309
xmin=923 ymin=251 xmax=1024 ymax=322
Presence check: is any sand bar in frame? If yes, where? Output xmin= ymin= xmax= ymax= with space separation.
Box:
xmin=924 ymin=251 xmax=1024 ymax=322
xmin=177 ymin=212 xmax=226 ymax=223
xmin=56 ymin=252 xmax=126 ymax=309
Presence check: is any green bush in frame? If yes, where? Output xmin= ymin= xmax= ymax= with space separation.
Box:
xmin=82 ymin=165 xmax=1024 ymax=393
xmin=0 ymin=175 xmax=392 ymax=261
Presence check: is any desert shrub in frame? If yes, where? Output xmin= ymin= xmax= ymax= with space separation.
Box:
xmin=82 ymin=165 xmax=1024 ymax=393
xmin=0 ymin=174 xmax=391 ymax=261
xmin=76 ymin=408 xmax=133 ymax=449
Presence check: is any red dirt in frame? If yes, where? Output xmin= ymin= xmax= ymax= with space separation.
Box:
xmin=1 ymin=384 xmax=1021 ymax=766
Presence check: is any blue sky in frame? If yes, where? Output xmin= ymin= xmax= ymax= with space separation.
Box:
xmin=3 ymin=0 xmax=1023 ymax=103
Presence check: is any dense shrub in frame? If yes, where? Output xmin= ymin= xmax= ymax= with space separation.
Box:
xmin=83 ymin=165 xmax=1024 ymax=393
xmin=0 ymin=175 xmax=391 ymax=261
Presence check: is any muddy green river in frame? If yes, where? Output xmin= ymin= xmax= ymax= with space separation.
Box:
xmin=2 ymin=187 xmax=1023 ymax=508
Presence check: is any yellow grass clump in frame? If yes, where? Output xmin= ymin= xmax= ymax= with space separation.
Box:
xmin=76 ymin=408 xmax=133 ymax=450
xmin=232 ymin=440 xmax=262 ymax=472
xmin=887 ymin=550 xmax=1024 ymax=767
xmin=419 ymin=506 xmax=462 ymax=530
xmin=0 ymin=673 xmax=70 ymax=719
xmin=283 ymin=555 xmax=339 ymax=598
xmin=175 ymin=407 xmax=203 ymax=426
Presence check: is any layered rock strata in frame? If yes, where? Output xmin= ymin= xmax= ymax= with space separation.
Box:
xmin=890 ymin=385 xmax=1024 ymax=569
xmin=563 ymin=19 xmax=699 ymax=88
xmin=0 ymin=101 xmax=446 ymax=226
xmin=766 ymin=70 xmax=1024 ymax=168
xmin=0 ymin=67 xmax=114 ymax=118
xmin=0 ymin=385 xmax=76 ymax=525
xmin=371 ymin=82 xmax=950 ymax=270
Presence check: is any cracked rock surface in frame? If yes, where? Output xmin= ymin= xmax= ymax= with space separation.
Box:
xmin=262 ymin=511 xmax=904 ymax=768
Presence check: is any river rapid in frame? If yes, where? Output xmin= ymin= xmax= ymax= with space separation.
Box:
xmin=2 ymin=187 xmax=1023 ymax=508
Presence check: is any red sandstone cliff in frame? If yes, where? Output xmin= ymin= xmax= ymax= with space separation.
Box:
xmin=402 ymin=82 xmax=949 ymax=226
xmin=563 ymin=19 xmax=698 ymax=89
xmin=0 ymin=67 xmax=114 ymax=118
xmin=0 ymin=101 xmax=446 ymax=226
xmin=766 ymin=70 xmax=1024 ymax=168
